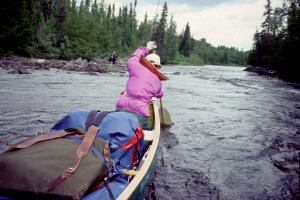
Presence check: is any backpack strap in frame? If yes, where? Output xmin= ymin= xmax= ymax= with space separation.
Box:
xmin=49 ymin=111 xmax=113 ymax=191
xmin=0 ymin=129 xmax=76 ymax=149
xmin=85 ymin=110 xmax=113 ymax=129
xmin=85 ymin=110 xmax=101 ymax=131
xmin=65 ymin=135 xmax=110 ymax=169
xmin=48 ymin=125 xmax=100 ymax=191
xmin=104 ymin=179 xmax=116 ymax=200
xmin=87 ymin=176 xmax=117 ymax=200
xmin=92 ymin=111 xmax=113 ymax=127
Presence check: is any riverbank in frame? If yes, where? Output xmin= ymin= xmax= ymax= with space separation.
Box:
xmin=0 ymin=56 xmax=127 ymax=74
xmin=2 ymin=56 xmax=297 ymax=85
xmin=244 ymin=66 xmax=300 ymax=84
xmin=244 ymin=66 xmax=278 ymax=76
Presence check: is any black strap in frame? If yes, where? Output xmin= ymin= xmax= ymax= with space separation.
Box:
xmin=65 ymin=127 xmax=86 ymax=135
xmin=85 ymin=110 xmax=101 ymax=131
xmin=104 ymin=179 xmax=116 ymax=200
xmin=86 ymin=110 xmax=113 ymax=130
xmin=93 ymin=111 xmax=112 ymax=127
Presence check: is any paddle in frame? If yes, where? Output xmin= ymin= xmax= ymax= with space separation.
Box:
xmin=159 ymin=98 xmax=172 ymax=128
xmin=150 ymin=47 xmax=171 ymax=127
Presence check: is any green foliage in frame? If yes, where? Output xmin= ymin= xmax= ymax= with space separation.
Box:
xmin=0 ymin=0 xmax=35 ymax=56
xmin=179 ymin=23 xmax=192 ymax=57
xmin=0 ymin=0 xmax=248 ymax=66
xmin=152 ymin=2 xmax=168 ymax=55
xmin=176 ymin=52 xmax=204 ymax=66
xmin=163 ymin=16 xmax=178 ymax=64
xmin=249 ymin=0 xmax=300 ymax=82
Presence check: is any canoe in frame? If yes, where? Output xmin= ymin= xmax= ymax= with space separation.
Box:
xmin=0 ymin=98 xmax=161 ymax=200
xmin=117 ymin=97 xmax=161 ymax=199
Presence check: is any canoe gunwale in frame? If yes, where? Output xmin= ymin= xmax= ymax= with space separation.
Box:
xmin=117 ymin=97 xmax=161 ymax=200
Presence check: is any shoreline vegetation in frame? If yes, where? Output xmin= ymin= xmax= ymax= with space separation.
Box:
xmin=1 ymin=0 xmax=298 ymax=83
xmin=0 ymin=0 xmax=248 ymax=69
xmin=247 ymin=0 xmax=300 ymax=83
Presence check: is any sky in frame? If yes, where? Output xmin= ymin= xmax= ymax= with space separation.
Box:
xmin=104 ymin=0 xmax=284 ymax=51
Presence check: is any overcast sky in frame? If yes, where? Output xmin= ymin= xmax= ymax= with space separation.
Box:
xmin=104 ymin=0 xmax=283 ymax=51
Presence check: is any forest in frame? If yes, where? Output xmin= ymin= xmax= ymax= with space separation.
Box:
xmin=248 ymin=0 xmax=300 ymax=82
xmin=0 ymin=0 xmax=249 ymax=66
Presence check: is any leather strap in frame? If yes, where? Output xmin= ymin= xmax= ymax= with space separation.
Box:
xmin=65 ymin=135 xmax=110 ymax=169
xmin=0 ymin=130 xmax=75 ymax=149
xmin=48 ymin=125 xmax=100 ymax=191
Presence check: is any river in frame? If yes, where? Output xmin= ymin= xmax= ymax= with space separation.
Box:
xmin=0 ymin=65 xmax=299 ymax=199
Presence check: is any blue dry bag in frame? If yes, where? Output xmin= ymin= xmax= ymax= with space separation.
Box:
xmin=51 ymin=108 xmax=144 ymax=171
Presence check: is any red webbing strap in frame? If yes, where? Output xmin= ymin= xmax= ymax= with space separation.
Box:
xmin=48 ymin=125 xmax=100 ymax=191
xmin=0 ymin=130 xmax=75 ymax=149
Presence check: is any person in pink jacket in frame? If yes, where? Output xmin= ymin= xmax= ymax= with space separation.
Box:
xmin=115 ymin=41 xmax=164 ymax=129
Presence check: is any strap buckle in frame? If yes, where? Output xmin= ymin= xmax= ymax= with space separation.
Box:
xmin=65 ymin=167 xmax=75 ymax=173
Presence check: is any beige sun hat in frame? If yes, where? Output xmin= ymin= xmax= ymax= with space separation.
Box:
xmin=145 ymin=54 xmax=161 ymax=67
xmin=140 ymin=55 xmax=169 ymax=81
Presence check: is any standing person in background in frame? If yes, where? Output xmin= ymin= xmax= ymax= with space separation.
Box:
xmin=111 ymin=51 xmax=117 ymax=64
xmin=115 ymin=41 xmax=164 ymax=130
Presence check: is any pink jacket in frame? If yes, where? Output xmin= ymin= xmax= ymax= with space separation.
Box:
xmin=116 ymin=46 xmax=164 ymax=117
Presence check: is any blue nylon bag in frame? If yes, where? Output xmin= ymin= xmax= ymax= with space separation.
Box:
xmin=82 ymin=177 xmax=128 ymax=200
xmin=50 ymin=108 xmax=144 ymax=170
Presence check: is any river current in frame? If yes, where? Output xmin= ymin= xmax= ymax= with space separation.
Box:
xmin=0 ymin=65 xmax=299 ymax=199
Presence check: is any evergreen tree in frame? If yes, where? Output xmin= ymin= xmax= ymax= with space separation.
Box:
xmin=138 ymin=13 xmax=150 ymax=44
xmin=39 ymin=0 xmax=52 ymax=21
xmin=277 ymin=1 xmax=300 ymax=81
xmin=262 ymin=0 xmax=273 ymax=34
xmin=32 ymin=0 xmax=58 ymax=58
xmin=91 ymin=0 xmax=98 ymax=15
xmin=53 ymin=0 xmax=67 ymax=49
xmin=0 ymin=0 xmax=35 ymax=56
xmin=249 ymin=0 xmax=300 ymax=82
xmin=85 ymin=0 xmax=90 ymax=8
xmin=152 ymin=1 xmax=168 ymax=55
xmin=164 ymin=15 xmax=178 ymax=63
xmin=179 ymin=23 xmax=191 ymax=57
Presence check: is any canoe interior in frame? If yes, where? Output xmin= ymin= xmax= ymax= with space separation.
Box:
xmin=117 ymin=98 xmax=161 ymax=200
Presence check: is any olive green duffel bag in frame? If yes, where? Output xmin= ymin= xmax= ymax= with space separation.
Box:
xmin=0 ymin=113 xmax=112 ymax=200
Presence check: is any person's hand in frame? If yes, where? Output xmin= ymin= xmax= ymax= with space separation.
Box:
xmin=147 ymin=41 xmax=157 ymax=51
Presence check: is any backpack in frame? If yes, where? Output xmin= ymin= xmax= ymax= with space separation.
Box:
xmin=51 ymin=108 xmax=145 ymax=172
xmin=0 ymin=112 xmax=111 ymax=200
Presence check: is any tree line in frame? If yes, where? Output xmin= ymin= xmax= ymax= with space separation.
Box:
xmin=248 ymin=0 xmax=300 ymax=82
xmin=0 ymin=0 xmax=248 ymax=66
